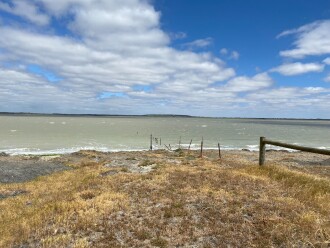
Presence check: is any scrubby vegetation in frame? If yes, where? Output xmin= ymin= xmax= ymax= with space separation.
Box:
xmin=0 ymin=150 xmax=329 ymax=247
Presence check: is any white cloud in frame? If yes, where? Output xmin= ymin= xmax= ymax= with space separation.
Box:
xmin=184 ymin=37 xmax=213 ymax=49
xmin=230 ymin=51 xmax=240 ymax=60
xmin=0 ymin=0 xmax=238 ymax=115
xmin=0 ymin=0 xmax=329 ymax=117
xmin=246 ymin=87 xmax=330 ymax=110
xmin=220 ymin=48 xmax=228 ymax=55
xmin=170 ymin=32 xmax=187 ymax=40
xmin=323 ymin=57 xmax=330 ymax=65
xmin=223 ymin=73 xmax=273 ymax=92
xmin=278 ymin=20 xmax=330 ymax=58
xmin=271 ymin=62 xmax=324 ymax=76
xmin=0 ymin=0 xmax=49 ymax=25
xmin=324 ymin=74 xmax=330 ymax=82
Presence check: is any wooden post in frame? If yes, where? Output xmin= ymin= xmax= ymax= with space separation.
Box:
xmin=200 ymin=138 xmax=203 ymax=158
xmin=160 ymin=138 xmax=161 ymax=146
xmin=179 ymin=136 xmax=181 ymax=149
xmin=218 ymin=143 xmax=222 ymax=160
xmin=259 ymin=137 xmax=266 ymax=166
xmin=150 ymin=134 xmax=153 ymax=151
xmin=188 ymin=139 xmax=192 ymax=151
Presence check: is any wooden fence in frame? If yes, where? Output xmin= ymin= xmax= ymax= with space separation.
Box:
xmin=259 ymin=137 xmax=330 ymax=166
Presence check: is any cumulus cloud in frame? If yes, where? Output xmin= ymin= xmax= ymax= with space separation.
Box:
xmin=170 ymin=32 xmax=187 ymax=40
xmin=184 ymin=37 xmax=213 ymax=49
xmin=324 ymin=74 xmax=330 ymax=82
xmin=0 ymin=0 xmax=329 ymax=117
xmin=0 ymin=0 xmax=239 ymax=115
xmin=247 ymin=87 xmax=330 ymax=109
xmin=271 ymin=62 xmax=324 ymax=76
xmin=278 ymin=20 xmax=330 ymax=58
xmin=0 ymin=0 xmax=49 ymax=25
xmin=323 ymin=57 xmax=330 ymax=65
xmin=229 ymin=51 xmax=240 ymax=60
xmin=223 ymin=73 xmax=273 ymax=92
xmin=220 ymin=48 xmax=228 ymax=55
xmin=220 ymin=48 xmax=240 ymax=60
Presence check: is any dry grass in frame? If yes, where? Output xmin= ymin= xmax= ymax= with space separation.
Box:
xmin=0 ymin=150 xmax=329 ymax=247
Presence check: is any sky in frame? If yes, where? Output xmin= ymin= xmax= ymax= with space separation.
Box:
xmin=0 ymin=0 xmax=330 ymax=118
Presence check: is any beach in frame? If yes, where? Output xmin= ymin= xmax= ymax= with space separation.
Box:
xmin=1 ymin=149 xmax=330 ymax=247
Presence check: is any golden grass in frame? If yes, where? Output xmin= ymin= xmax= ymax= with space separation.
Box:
xmin=0 ymin=151 xmax=329 ymax=247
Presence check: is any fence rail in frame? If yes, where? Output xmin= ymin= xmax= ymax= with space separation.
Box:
xmin=259 ymin=137 xmax=330 ymax=166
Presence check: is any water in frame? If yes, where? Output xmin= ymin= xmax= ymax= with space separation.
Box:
xmin=0 ymin=116 xmax=330 ymax=155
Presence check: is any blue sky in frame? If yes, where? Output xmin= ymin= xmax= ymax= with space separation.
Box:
xmin=0 ymin=0 xmax=330 ymax=118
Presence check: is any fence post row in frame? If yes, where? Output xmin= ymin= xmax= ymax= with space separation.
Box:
xmin=259 ymin=136 xmax=330 ymax=166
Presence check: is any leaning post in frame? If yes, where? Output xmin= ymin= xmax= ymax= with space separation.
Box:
xmin=259 ymin=137 xmax=266 ymax=166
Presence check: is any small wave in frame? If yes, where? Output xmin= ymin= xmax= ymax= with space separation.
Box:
xmin=0 ymin=147 xmax=149 ymax=155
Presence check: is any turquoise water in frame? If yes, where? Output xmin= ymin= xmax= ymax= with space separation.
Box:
xmin=0 ymin=116 xmax=330 ymax=154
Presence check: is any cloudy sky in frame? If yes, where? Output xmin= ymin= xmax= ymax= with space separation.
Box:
xmin=0 ymin=0 xmax=330 ymax=118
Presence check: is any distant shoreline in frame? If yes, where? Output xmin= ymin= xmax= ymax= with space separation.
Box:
xmin=0 ymin=112 xmax=329 ymax=121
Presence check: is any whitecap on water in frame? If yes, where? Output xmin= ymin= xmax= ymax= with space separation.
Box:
xmin=10 ymin=130 xmax=17 ymax=132
xmin=201 ymin=125 xmax=207 ymax=127
xmin=49 ymin=122 xmax=55 ymax=124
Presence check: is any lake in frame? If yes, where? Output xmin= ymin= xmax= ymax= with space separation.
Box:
xmin=1 ymin=115 xmax=330 ymax=154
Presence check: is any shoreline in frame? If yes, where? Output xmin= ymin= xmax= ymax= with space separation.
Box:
xmin=1 ymin=112 xmax=330 ymax=121
xmin=0 ymin=146 xmax=310 ymax=156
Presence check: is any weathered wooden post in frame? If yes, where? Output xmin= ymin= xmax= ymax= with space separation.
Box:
xmin=218 ymin=143 xmax=222 ymax=160
xmin=259 ymin=137 xmax=266 ymax=166
xmin=188 ymin=139 xmax=192 ymax=151
xmin=179 ymin=136 xmax=181 ymax=149
xmin=200 ymin=137 xmax=204 ymax=158
xmin=150 ymin=134 xmax=153 ymax=151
